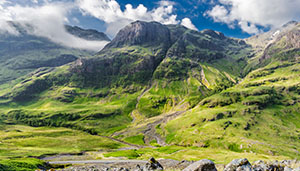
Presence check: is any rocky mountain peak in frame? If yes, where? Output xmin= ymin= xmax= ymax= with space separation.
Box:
xmin=104 ymin=21 xmax=171 ymax=49
xmin=282 ymin=20 xmax=298 ymax=28
xmin=65 ymin=25 xmax=110 ymax=41
xmin=201 ymin=29 xmax=226 ymax=40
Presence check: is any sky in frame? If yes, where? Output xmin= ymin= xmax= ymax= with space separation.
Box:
xmin=0 ymin=0 xmax=299 ymax=51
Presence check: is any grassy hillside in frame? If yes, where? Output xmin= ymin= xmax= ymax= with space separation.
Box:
xmin=0 ymin=21 xmax=299 ymax=167
xmin=163 ymin=60 xmax=300 ymax=158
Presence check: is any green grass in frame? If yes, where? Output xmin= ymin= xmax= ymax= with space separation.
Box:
xmin=0 ymin=125 xmax=126 ymax=160
xmin=124 ymin=134 xmax=145 ymax=145
xmin=0 ymin=158 xmax=47 ymax=171
xmin=162 ymin=61 xmax=300 ymax=159
xmin=101 ymin=146 xmax=288 ymax=164
xmin=104 ymin=149 xmax=140 ymax=159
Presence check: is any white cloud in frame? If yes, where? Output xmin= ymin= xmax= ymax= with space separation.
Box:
xmin=0 ymin=2 xmax=109 ymax=51
xmin=0 ymin=0 xmax=198 ymax=50
xmin=206 ymin=0 xmax=300 ymax=34
xmin=77 ymin=0 xmax=196 ymax=36
xmin=181 ymin=18 xmax=198 ymax=31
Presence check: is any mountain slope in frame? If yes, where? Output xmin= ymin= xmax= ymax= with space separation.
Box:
xmin=0 ymin=23 xmax=109 ymax=86
xmin=0 ymin=21 xmax=299 ymax=162
xmin=162 ymin=22 xmax=300 ymax=158
xmin=65 ymin=25 xmax=111 ymax=41
xmin=0 ymin=21 xmax=252 ymax=140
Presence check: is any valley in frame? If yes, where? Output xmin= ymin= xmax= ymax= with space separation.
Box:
xmin=0 ymin=20 xmax=299 ymax=170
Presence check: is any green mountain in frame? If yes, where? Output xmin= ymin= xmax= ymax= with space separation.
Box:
xmin=0 ymin=20 xmax=299 ymax=169
xmin=0 ymin=23 xmax=109 ymax=86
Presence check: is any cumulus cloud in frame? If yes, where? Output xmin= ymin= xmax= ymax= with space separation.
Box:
xmin=0 ymin=1 xmax=109 ymax=51
xmin=206 ymin=0 xmax=300 ymax=34
xmin=77 ymin=0 xmax=197 ymax=36
xmin=0 ymin=0 xmax=198 ymax=50
xmin=181 ymin=18 xmax=198 ymax=31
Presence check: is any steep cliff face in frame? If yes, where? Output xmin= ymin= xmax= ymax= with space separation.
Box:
xmin=260 ymin=23 xmax=300 ymax=62
xmin=104 ymin=21 xmax=171 ymax=49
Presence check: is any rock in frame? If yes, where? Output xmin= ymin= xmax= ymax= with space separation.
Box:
xmin=252 ymin=160 xmax=267 ymax=171
xmin=224 ymin=158 xmax=252 ymax=171
xmin=284 ymin=166 xmax=293 ymax=171
xmin=105 ymin=21 xmax=171 ymax=49
xmin=176 ymin=160 xmax=194 ymax=170
xmin=265 ymin=161 xmax=284 ymax=171
xmin=253 ymin=160 xmax=287 ymax=171
xmin=294 ymin=167 xmax=300 ymax=171
xmin=143 ymin=157 xmax=164 ymax=171
xmin=183 ymin=159 xmax=217 ymax=171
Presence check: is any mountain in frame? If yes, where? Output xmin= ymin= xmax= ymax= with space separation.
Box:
xmin=0 ymin=23 xmax=110 ymax=87
xmin=65 ymin=25 xmax=111 ymax=41
xmin=0 ymin=20 xmax=299 ymax=168
xmin=162 ymin=21 xmax=300 ymax=157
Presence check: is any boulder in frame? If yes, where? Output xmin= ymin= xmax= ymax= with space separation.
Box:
xmin=252 ymin=160 xmax=267 ymax=171
xmin=224 ymin=158 xmax=252 ymax=171
xmin=284 ymin=166 xmax=293 ymax=171
xmin=183 ymin=159 xmax=217 ymax=171
xmin=143 ymin=157 xmax=163 ymax=171
xmin=253 ymin=160 xmax=287 ymax=171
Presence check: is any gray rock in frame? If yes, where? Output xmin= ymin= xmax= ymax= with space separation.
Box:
xmin=143 ymin=157 xmax=163 ymax=171
xmin=265 ymin=161 xmax=284 ymax=171
xmin=293 ymin=167 xmax=300 ymax=171
xmin=284 ymin=166 xmax=293 ymax=171
xmin=252 ymin=160 xmax=267 ymax=171
xmin=224 ymin=158 xmax=252 ymax=171
xmin=182 ymin=159 xmax=217 ymax=171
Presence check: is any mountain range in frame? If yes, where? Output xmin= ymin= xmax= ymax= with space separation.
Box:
xmin=0 ymin=20 xmax=299 ymax=170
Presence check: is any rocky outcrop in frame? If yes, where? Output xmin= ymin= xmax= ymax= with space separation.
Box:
xmin=142 ymin=157 xmax=164 ymax=171
xmin=224 ymin=158 xmax=252 ymax=171
xmin=183 ymin=159 xmax=217 ymax=171
xmin=53 ymin=158 xmax=300 ymax=171
xmin=104 ymin=21 xmax=171 ymax=49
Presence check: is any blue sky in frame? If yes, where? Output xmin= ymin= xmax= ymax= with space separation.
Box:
xmin=66 ymin=0 xmax=300 ymax=38
xmin=1 ymin=0 xmax=299 ymax=50
xmin=68 ymin=0 xmax=253 ymax=38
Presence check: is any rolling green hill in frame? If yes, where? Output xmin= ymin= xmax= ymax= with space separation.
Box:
xmin=0 ymin=20 xmax=299 ymax=169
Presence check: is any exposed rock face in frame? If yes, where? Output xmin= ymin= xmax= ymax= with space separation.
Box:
xmin=224 ymin=158 xmax=252 ymax=171
xmin=183 ymin=159 xmax=217 ymax=171
xmin=252 ymin=160 xmax=288 ymax=171
xmin=104 ymin=21 xmax=171 ymax=49
xmin=201 ymin=29 xmax=226 ymax=40
xmin=65 ymin=25 xmax=111 ymax=41
xmin=143 ymin=157 xmax=164 ymax=171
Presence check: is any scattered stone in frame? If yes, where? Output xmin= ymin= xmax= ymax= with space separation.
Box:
xmin=183 ymin=159 xmax=217 ymax=171
xmin=176 ymin=160 xmax=194 ymax=170
xmin=224 ymin=158 xmax=252 ymax=171
xmin=284 ymin=166 xmax=293 ymax=171
xmin=143 ymin=157 xmax=163 ymax=171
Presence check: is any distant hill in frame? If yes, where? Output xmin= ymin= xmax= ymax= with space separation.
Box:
xmin=0 ymin=23 xmax=110 ymax=85
xmin=65 ymin=25 xmax=111 ymax=41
